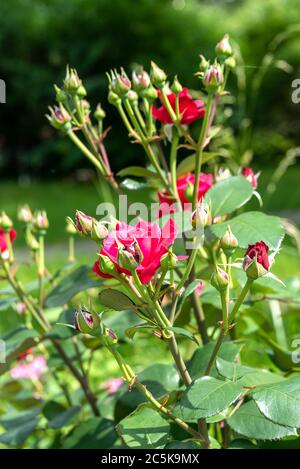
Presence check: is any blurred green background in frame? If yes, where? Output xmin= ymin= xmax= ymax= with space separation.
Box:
xmin=0 ymin=0 xmax=300 ymax=244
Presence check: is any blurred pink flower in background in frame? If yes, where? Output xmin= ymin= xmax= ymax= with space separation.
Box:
xmin=101 ymin=377 xmax=123 ymax=395
xmin=10 ymin=355 xmax=47 ymax=381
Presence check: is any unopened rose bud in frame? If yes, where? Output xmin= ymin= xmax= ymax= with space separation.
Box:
xmin=160 ymin=250 xmax=177 ymax=271
xmin=224 ymin=56 xmax=236 ymax=69
xmin=94 ymin=103 xmax=106 ymax=121
xmin=184 ymin=182 xmax=194 ymax=202
xmin=33 ymin=210 xmax=49 ymax=231
xmin=110 ymin=69 xmax=131 ymax=96
xmin=77 ymin=84 xmax=87 ymax=98
xmin=127 ymin=90 xmax=139 ymax=105
xmin=75 ymin=210 xmax=95 ymax=236
xmin=25 ymin=228 xmax=39 ymax=252
xmin=211 ymin=267 xmax=229 ymax=291
xmin=198 ymin=55 xmax=210 ymax=73
xmin=141 ymin=85 xmax=158 ymax=102
xmin=132 ymin=67 xmax=151 ymax=91
xmin=0 ymin=211 xmax=13 ymax=229
xmin=171 ymin=75 xmax=183 ymax=95
xmin=18 ymin=204 xmax=33 ymax=224
xmin=46 ymin=104 xmax=72 ymax=132
xmin=108 ymin=90 xmax=122 ymax=107
xmin=74 ymin=307 xmax=102 ymax=336
xmin=98 ymin=254 xmax=116 ymax=276
xmin=104 ymin=327 xmax=118 ymax=345
xmin=192 ymin=202 xmax=210 ymax=229
xmin=243 ymin=241 xmax=269 ymax=280
xmin=150 ymin=61 xmax=167 ymax=88
xmin=203 ymin=63 xmax=224 ymax=90
xmin=220 ymin=226 xmax=238 ymax=253
xmin=54 ymin=85 xmax=68 ymax=104
xmin=65 ymin=217 xmax=77 ymax=235
xmin=116 ymin=240 xmax=143 ymax=271
xmin=215 ymin=34 xmax=233 ymax=59
xmin=91 ymin=220 xmax=108 ymax=242
xmin=64 ymin=66 xmax=82 ymax=94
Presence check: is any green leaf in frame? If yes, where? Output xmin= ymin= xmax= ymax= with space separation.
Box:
xmin=228 ymin=439 xmax=258 ymax=449
xmin=166 ymin=327 xmax=198 ymax=344
xmin=120 ymin=178 xmax=147 ymax=191
xmin=99 ymin=288 xmax=136 ymax=311
xmin=177 ymin=376 xmax=243 ymax=420
xmin=47 ymin=406 xmax=80 ymax=429
xmin=125 ymin=323 xmax=157 ymax=339
xmin=210 ymin=211 xmax=285 ymax=250
xmin=216 ymin=357 xmax=284 ymax=386
xmin=204 ymin=176 xmax=253 ymax=217
xmin=62 ymin=417 xmax=117 ymax=449
xmin=117 ymin=405 xmax=170 ymax=449
xmin=45 ymin=265 xmax=99 ymax=308
xmin=0 ymin=408 xmax=41 ymax=446
xmin=176 ymin=152 xmax=219 ymax=176
xmin=188 ymin=341 xmax=242 ymax=379
xmin=165 ymin=440 xmax=201 ymax=449
xmin=252 ymin=376 xmax=300 ymax=427
xmin=176 ymin=279 xmax=202 ymax=317
xmin=227 ymin=400 xmax=297 ymax=440
xmin=43 ymin=400 xmax=66 ymax=420
xmin=0 ymin=326 xmax=39 ymax=376
xmin=117 ymin=166 xmax=158 ymax=179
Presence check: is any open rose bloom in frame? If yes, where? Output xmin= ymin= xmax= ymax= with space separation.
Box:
xmin=152 ymin=88 xmax=205 ymax=124
xmin=93 ymin=219 xmax=176 ymax=284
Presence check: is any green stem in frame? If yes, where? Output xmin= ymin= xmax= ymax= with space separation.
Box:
xmin=192 ymin=92 xmax=213 ymax=211
xmin=68 ymin=236 xmax=75 ymax=263
xmin=170 ymin=130 xmax=180 ymax=200
xmin=220 ymin=289 xmax=228 ymax=332
xmin=38 ymin=234 xmax=45 ymax=309
xmin=229 ymin=278 xmax=253 ymax=324
xmin=67 ymin=130 xmax=106 ymax=175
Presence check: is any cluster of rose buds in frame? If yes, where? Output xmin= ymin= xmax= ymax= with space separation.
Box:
xmin=17 ymin=205 xmax=49 ymax=253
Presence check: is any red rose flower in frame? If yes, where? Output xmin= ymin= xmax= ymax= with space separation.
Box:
xmin=93 ymin=219 xmax=176 ymax=284
xmin=158 ymin=172 xmax=213 ymax=215
xmin=152 ymin=88 xmax=205 ymax=125
xmin=242 ymin=167 xmax=258 ymax=189
xmin=0 ymin=228 xmax=16 ymax=254
xmin=243 ymin=240 xmax=269 ymax=270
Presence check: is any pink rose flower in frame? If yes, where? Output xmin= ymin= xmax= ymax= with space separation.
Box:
xmin=152 ymin=88 xmax=205 ymax=125
xmin=242 ymin=167 xmax=258 ymax=189
xmin=158 ymin=172 xmax=213 ymax=214
xmin=93 ymin=219 xmax=176 ymax=284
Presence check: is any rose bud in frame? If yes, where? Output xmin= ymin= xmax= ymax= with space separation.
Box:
xmin=0 ymin=211 xmax=13 ymax=229
xmin=211 ymin=267 xmax=229 ymax=291
xmin=127 ymin=90 xmax=139 ymax=105
xmin=160 ymin=250 xmax=178 ymax=271
xmin=18 ymin=204 xmax=33 ymax=224
xmin=97 ymin=253 xmax=116 ymax=276
xmin=116 ymin=240 xmax=143 ymax=272
xmin=65 ymin=217 xmax=77 ymax=236
xmin=141 ymin=85 xmax=158 ymax=102
xmin=150 ymin=61 xmax=167 ymax=88
xmin=198 ymin=55 xmax=210 ymax=73
xmin=192 ymin=202 xmax=210 ymax=229
xmin=107 ymin=89 xmax=122 ymax=107
xmin=203 ymin=63 xmax=224 ymax=90
xmin=74 ymin=307 xmax=102 ymax=336
xmin=75 ymin=210 xmax=95 ymax=236
xmin=224 ymin=56 xmax=236 ymax=70
xmin=46 ymin=104 xmax=72 ymax=132
xmin=184 ymin=181 xmax=194 ymax=202
xmin=171 ymin=75 xmax=183 ymax=95
xmin=104 ymin=327 xmax=118 ymax=345
xmin=220 ymin=226 xmax=238 ymax=254
xmin=91 ymin=220 xmax=109 ymax=243
xmin=110 ymin=69 xmax=131 ymax=96
xmin=54 ymin=84 xmax=68 ymax=104
xmin=63 ymin=66 xmax=83 ymax=94
xmin=215 ymin=34 xmax=233 ymax=59
xmin=33 ymin=210 xmax=49 ymax=231
xmin=243 ymin=241 xmax=270 ymax=280
xmin=215 ymin=167 xmax=231 ymax=182
xmin=242 ymin=167 xmax=258 ymax=189
xmin=94 ymin=103 xmax=106 ymax=122
xmin=132 ymin=67 xmax=151 ymax=91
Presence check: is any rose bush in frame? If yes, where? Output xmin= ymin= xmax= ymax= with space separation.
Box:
xmin=1 ymin=34 xmax=300 ymax=451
